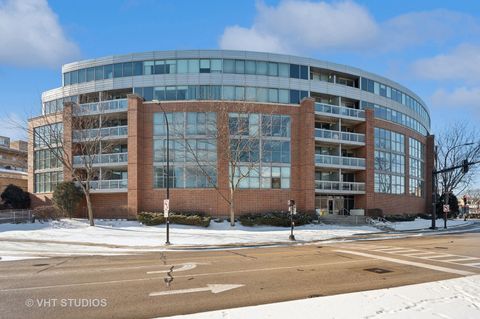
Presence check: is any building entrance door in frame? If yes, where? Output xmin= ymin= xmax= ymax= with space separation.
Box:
xmin=328 ymin=199 xmax=334 ymax=214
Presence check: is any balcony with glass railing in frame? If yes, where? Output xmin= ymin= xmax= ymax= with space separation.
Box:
xmin=315 ymin=103 xmax=365 ymax=120
xmin=315 ymin=128 xmax=365 ymax=145
xmin=88 ymin=179 xmax=128 ymax=192
xmin=315 ymin=154 xmax=365 ymax=170
xmin=73 ymin=99 xmax=128 ymax=116
xmin=315 ymin=180 xmax=366 ymax=194
xmin=73 ymin=125 xmax=128 ymax=141
xmin=73 ymin=152 xmax=128 ymax=167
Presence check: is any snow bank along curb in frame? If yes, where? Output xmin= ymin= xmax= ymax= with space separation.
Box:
xmin=159 ymin=275 xmax=480 ymax=319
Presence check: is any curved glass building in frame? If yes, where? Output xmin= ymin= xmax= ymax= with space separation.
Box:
xmin=29 ymin=50 xmax=433 ymax=218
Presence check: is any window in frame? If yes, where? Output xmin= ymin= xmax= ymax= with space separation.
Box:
xmin=279 ymin=63 xmax=289 ymax=77
xmin=256 ymin=61 xmax=267 ymax=75
xmin=290 ymin=64 xmax=300 ymax=78
xmin=78 ymin=69 xmax=86 ymax=83
xmin=374 ymin=127 xmax=405 ymax=194
xmin=133 ymin=62 xmax=143 ymax=76
xmin=113 ymin=63 xmax=123 ymax=78
xmin=71 ymin=70 xmax=78 ymax=84
xmin=409 ymin=137 xmax=425 ymax=197
xmin=245 ymin=60 xmax=256 ymax=74
xmin=223 ymin=59 xmax=235 ymax=73
xmin=177 ymin=60 xmax=188 ymax=73
xmin=143 ymin=61 xmax=154 ymax=75
xmin=123 ymin=63 xmax=132 ymax=76
xmin=211 ymin=59 xmax=222 ymax=73
xmin=188 ymin=59 xmax=199 ymax=73
xmin=153 ymin=112 xmax=217 ymax=189
xmin=199 ymin=59 xmax=210 ymax=73
xmin=268 ymin=62 xmax=278 ymax=76
xmin=86 ymin=67 xmax=95 ymax=81
xmin=64 ymin=72 xmax=71 ymax=86
xmin=154 ymin=60 xmax=165 ymax=74
xmin=235 ymin=60 xmax=245 ymax=74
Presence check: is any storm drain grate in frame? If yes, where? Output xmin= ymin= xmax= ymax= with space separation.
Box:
xmin=32 ymin=264 xmax=49 ymax=267
xmin=364 ymin=268 xmax=392 ymax=274
xmin=307 ymin=294 xmax=324 ymax=298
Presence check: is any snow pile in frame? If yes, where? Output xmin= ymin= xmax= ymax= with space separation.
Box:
xmin=162 ymin=275 xmax=480 ymax=319
xmin=0 ymin=218 xmax=378 ymax=260
xmin=373 ymin=218 xmax=472 ymax=231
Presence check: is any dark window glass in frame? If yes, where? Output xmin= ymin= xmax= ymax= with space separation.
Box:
xmin=368 ymin=79 xmax=374 ymax=93
xmin=86 ymin=67 xmax=95 ymax=82
xmin=300 ymin=90 xmax=308 ymax=101
xmin=133 ymin=62 xmax=143 ymax=76
xmin=223 ymin=59 xmax=235 ymax=73
xmin=361 ymin=78 xmax=367 ymax=91
xmin=104 ymin=65 xmax=113 ymax=79
xmin=64 ymin=72 xmax=71 ymax=86
xmin=113 ymin=63 xmax=123 ymax=78
xmin=95 ymin=66 xmax=104 ymax=80
xmin=143 ymin=87 xmax=153 ymax=101
xmin=290 ymin=64 xmax=300 ymax=78
xmin=290 ymin=90 xmax=299 ymax=104
xmin=300 ymin=65 xmax=308 ymax=79
xmin=235 ymin=60 xmax=245 ymax=74
xmin=165 ymin=87 xmax=176 ymax=100
xmin=154 ymin=60 xmax=166 ymax=74
xmin=78 ymin=69 xmax=86 ymax=83
xmin=133 ymin=87 xmax=143 ymax=97
xmin=123 ymin=62 xmax=132 ymax=76
xmin=71 ymin=70 xmax=78 ymax=84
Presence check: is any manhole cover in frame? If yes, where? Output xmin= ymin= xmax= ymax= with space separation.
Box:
xmin=32 ymin=264 xmax=49 ymax=267
xmin=364 ymin=268 xmax=392 ymax=274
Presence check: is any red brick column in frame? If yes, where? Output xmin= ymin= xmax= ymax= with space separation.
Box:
xmin=127 ymin=94 xmax=144 ymax=217
xmin=62 ymin=102 xmax=73 ymax=182
xmin=296 ymin=98 xmax=316 ymax=213
xmin=356 ymin=108 xmax=375 ymax=213
xmin=426 ymin=135 xmax=435 ymax=214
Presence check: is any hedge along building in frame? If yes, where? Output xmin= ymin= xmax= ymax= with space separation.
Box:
xmin=28 ymin=50 xmax=434 ymax=219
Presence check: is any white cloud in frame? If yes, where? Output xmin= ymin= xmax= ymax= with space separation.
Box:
xmin=219 ymin=1 xmax=480 ymax=55
xmin=431 ymin=87 xmax=480 ymax=116
xmin=0 ymin=0 xmax=79 ymax=67
xmin=413 ymin=44 xmax=480 ymax=83
xmin=219 ymin=0 xmax=378 ymax=54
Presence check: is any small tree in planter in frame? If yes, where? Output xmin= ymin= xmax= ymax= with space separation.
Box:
xmin=1 ymin=184 xmax=30 ymax=209
xmin=52 ymin=181 xmax=83 ymax=218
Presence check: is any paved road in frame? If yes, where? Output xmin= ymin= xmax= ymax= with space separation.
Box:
xmin=1 ymin=230 xmax=480 ymax=319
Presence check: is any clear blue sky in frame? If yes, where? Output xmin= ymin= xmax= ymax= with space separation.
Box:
xmin=0 ymin=0 xmax=479 ymax=185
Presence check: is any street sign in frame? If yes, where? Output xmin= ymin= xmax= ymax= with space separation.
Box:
xmin=164 ymin=199 xmax=170 ymax=217
xmin=443 ymin=204 xmax=450 ymax=213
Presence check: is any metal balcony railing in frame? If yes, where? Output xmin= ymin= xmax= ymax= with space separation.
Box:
xmin=315 ymin=154 xmax=365 ymax=169
xmin=73 ymin=152 xmax=128 ymax=166
xmin=315 ymin=128 xmax=365 ymax=144
xmin=73 ymin=125 xmax=128 ymax=140
xmin=315 ymin=103 xmax=365 ymax=119
xmin=73 ymin=99 xmax=128 ymax=115
xmin=315 ymin=181 xmax=366 ymax=193
xmin=88 ymin=179 xmax=128 ymax=190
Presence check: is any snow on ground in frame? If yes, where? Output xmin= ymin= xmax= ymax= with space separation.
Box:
xmin=374 ymin=217 xmax=472 ymax=231
xmin=0 ymin=218 xmax=473 ymax=261
xmin=162 ymin=275 xmax=480 ymax=319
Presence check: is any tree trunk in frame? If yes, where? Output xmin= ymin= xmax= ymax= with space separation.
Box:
xmin=85 ymin=191 xmax=94 ymax=226
xmin=229 ymin=188 xmax=235 ymax=226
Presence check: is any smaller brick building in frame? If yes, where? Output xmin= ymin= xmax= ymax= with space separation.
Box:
xmin=0 ymin=136 xmax=28 ymax=193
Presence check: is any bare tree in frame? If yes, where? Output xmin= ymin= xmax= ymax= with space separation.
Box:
xmin=436 ymin=123 xmax=480 ymax=196
xmin=164 ymin=103 xmax=277 ymax=226
xmin=19 ymin=103 xmax=118 ymax=226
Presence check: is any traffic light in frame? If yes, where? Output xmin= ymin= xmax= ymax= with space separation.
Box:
xmin=462 ymin=159 xmax=469 ymax=174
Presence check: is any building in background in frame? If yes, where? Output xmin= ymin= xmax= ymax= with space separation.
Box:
xmin=29 ymin=50 xmax=433 ymax=218
xmin=0 ymin=136 xmax=28 ymax=193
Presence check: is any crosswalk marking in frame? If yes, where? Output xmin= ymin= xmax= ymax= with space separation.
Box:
xmin=334 ymin=244 xmax=480 ymax=270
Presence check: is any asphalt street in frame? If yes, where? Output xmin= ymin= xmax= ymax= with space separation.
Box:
xmin=1 ymin=227 xmax=480 ymax=319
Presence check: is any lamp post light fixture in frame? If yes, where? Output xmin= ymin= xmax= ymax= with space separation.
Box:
xmin=153 ymin=100 xmax=171 ymax=245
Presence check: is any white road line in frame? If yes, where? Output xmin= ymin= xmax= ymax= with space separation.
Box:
xmin=464 ymin=263 xmax=480 ymax=268
xmin=418 ymin=255 xmax=455 ymax=259
xmin=146 ymin=263 xmax=206 ymax=274
xmin=334 ymin=250 xmax=475 ymax=276
xmin=149 ymin=284 xmax=244 ymax=297
xmin=441 ymin=257 xmax=480 ymax=263
xmin=402 ymin=252 xmax=442 ymax=256
xmin=0 ymin=259 xmax=369 ymax=293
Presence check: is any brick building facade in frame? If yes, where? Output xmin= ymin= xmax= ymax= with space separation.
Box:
xmin=28 ymin=50 xmax=433 ymax=219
